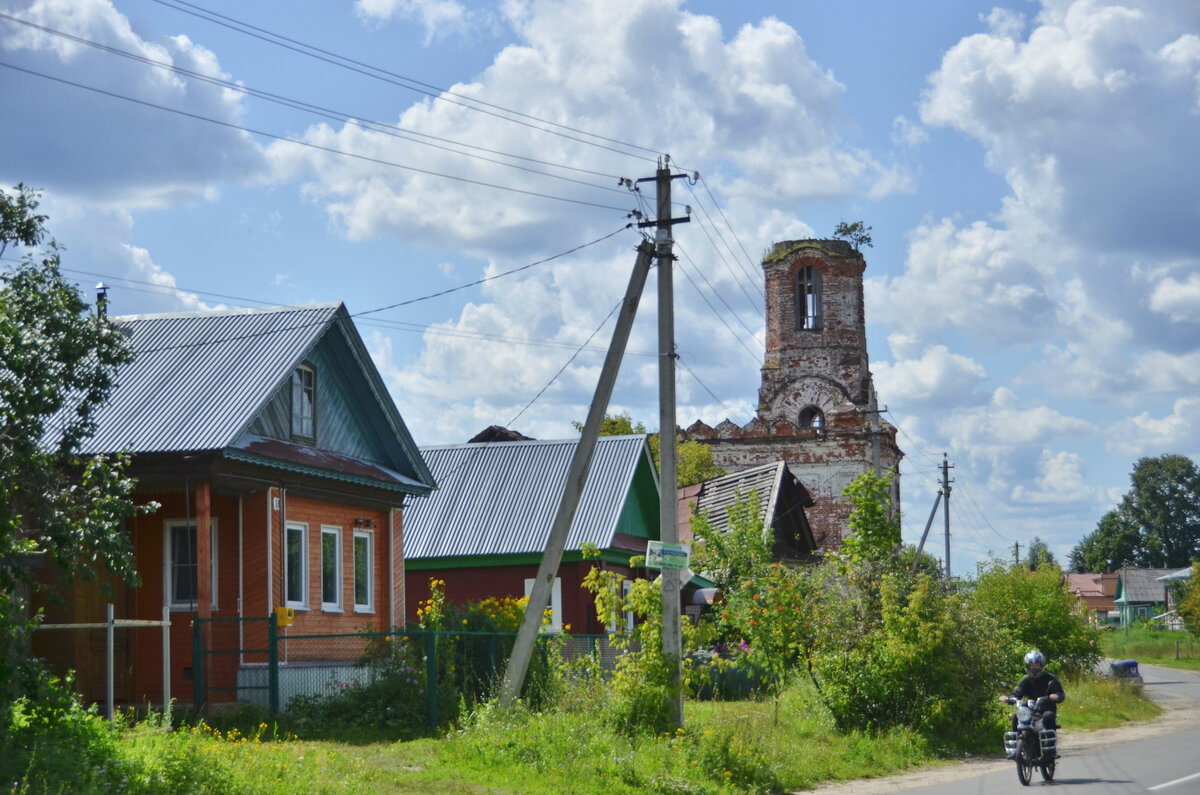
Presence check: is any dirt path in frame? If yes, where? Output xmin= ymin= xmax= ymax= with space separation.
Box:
xmin=806 ymin=664 xmax=1200 ymax=794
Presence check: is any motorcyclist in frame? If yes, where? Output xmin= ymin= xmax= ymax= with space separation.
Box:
xmin=999 ymin=649 xmax=1065 ymax=734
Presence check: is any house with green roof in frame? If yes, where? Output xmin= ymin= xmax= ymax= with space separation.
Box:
xmin=403 ymin=433 xmax=660 ymax=636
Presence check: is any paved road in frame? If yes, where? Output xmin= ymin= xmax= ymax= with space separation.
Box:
xmin=812 ymin=664 xmax=1200 ymax=795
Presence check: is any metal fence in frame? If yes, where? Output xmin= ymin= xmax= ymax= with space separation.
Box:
xmin=192 ymin=615 xmax=625 ymax=728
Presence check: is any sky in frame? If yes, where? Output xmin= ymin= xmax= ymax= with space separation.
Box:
xmin=2 ymin=0 xmax=1198 ymax=576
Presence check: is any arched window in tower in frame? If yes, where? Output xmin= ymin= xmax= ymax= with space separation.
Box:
xmin=796 ymin=266 xmax=822 ymax=330
xmin=799 ymin=405 xmax=825 ymax=436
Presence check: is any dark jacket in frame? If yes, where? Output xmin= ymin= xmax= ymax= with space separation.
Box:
xmin=1012 ymin=671 xmax=1065 ymax=705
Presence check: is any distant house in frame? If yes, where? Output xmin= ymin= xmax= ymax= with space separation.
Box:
xmin=1066 ymin=573 xmax=1118 ymax=625
xmin=31 ymin=303 xmax=435 ymax=707
xmin=403 ymin=434 xmax=660 ymax=636
xmin=1114 ymin=567 xmax=1176 ymax=626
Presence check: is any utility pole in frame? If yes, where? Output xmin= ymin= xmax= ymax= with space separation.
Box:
xmin=499 ymin=240 xmax=656 ymax=708
xmin=942 ymin=453 xmax=953 ymax=583
xmin=1013 ymin=542 xmax=1021 ymax=566
xmin=636 ymin=155 xmax=690 ymax=729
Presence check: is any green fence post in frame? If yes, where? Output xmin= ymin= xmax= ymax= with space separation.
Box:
xmin=268 ymin=614 xmax=279 ymax=715
xmin=192 ymin=619 xmax=203 ymax=714
xmin=425 ymin=632 xmax=438 ymax=729
xmin=487 ymin=633 xmax=497 ymax=684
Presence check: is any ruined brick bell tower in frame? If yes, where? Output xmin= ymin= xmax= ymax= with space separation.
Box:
xmin=680 ymin=239 xmax=902 ymax=551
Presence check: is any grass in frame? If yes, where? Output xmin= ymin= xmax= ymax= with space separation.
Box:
xmin=1101 ymin=626 xmax=1200 ymax=672
xmin=4 ymin=671 xmax=1167 ymax=794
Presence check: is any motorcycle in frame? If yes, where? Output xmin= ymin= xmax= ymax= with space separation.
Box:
xmin=1002 ymin=696 xmax=1057 ymax=785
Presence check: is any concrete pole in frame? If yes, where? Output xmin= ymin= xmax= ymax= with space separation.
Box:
xmin=942 ymin=454 xmax=952 ymax=583
xmin=500 ymin=241 xmax=655 ymax=707
xmin=655 ymin=160 xmax=684 ymax=730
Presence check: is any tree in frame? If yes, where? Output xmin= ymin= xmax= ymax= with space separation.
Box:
xmin=575 ymin=412 xmax=725 ymax=487
xmin=970 ymin=561 xmax=1101 ymax=677
xmin=832 ymin=220 xmax=873 ymax=251
xmin=1025 ymin=537 xmax=1058 ymax=571
xmin=840 ymin=469 xmax=900 ymax=564
xmin=0 ymin=185 xmax=152 ymax=708
xmin=1070 ymin=509 xmax=1142 ymax=572
xmin=1176 ymin=564 xmax=1200 ymax=639
xmin=1121 ymin=454 xmax=1200 ymax=568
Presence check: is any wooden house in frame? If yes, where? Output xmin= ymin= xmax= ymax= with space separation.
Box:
xmin=403 ymin=434 xmax=660 ymax=636
xmin=31 ymin=303 xmax=435 ymax=707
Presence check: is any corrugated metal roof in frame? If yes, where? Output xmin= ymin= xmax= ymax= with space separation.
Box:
xmin=1118 ymin=568 xmax=1176 ymax=603
xmin=404 ymin=435 xmax=655 ymax=559
xmin=78 ymin=303 xmax=340 ymax=454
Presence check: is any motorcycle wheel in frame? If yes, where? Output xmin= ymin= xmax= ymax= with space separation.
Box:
xmin=1016 ymin=736 xmax=1034 ymax=786
xmin=1041 ymin=757 xmax=1056 ymax=781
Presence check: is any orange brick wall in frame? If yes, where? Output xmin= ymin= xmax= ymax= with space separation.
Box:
xmin=126 ymin=485 xmax=404 ymax=705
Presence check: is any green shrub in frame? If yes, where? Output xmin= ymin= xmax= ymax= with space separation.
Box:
xmin=970 ymin=561 xmax=1102 ymax=677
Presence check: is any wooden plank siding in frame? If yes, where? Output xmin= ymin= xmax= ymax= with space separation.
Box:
xmin=406 ymin=559 xmax=639 ymax=637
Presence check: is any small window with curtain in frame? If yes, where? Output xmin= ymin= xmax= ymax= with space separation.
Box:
xmin=291 ymin=364 xmax=316 ymax=441
xmin=285 ymin=522 xmax=308 ymax=608
xmin=353 ymin=529 xmax=374 ymax=613
xmin=321 ymin=526 xmax=342 ymax=612
xmin=164 ymin=519 xmax=218 ymax=611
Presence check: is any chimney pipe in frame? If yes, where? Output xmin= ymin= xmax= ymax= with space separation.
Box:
xmin=95 ymin=282 xmax=109 ymax=319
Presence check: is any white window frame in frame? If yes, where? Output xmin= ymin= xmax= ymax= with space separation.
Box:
xmin=605 ymin=579 xmax=635 ymax=634
xmin=320 ymin=525 xmax=342 ymax=612
xmin=285 ymin=521 xmax=308 ymax=609
xmin=163 ymin=518 xmax=218 ymax=612
xmin=353 ymin=529 xmax=374 ymax=614
xmin=525 ymin=577 xmax=563 ymax=633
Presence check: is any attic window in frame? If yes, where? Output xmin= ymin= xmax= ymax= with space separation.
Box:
xmin=796 ymin=266 xmax=822 ymax=331
xmin=799 ymin=405 xmax=824 ymax=435
xmin=291 ymin=364 xmax=316 ymax=440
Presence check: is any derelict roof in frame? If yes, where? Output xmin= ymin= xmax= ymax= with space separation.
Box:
xmin=404 ymin=434 xmax=657 ymax=559
xmin=686 ymin=461 xmax=813 ymax=533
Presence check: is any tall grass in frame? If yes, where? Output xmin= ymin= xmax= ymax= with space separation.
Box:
xmin=1102 ymin=626 xmax=1200 ymax=671
xmin=4 ymin=670 xmax=1166 ymax=794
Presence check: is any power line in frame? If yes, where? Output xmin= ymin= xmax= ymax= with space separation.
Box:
xmin=149 ymin=0 xmax=662 ymax=161
xmin=0 ymin=61 xmax=633 ymax=215
xmin=682 ymin=182 xmax=764 ymax=313
xmin=506 ymin=300 xmax=622 ymax=428
xmin=674 ymin=241 xmax=762 ymax=352
xmin=676 ymin=356 xmax=752 ymax=425
xmin=0 ymin=13 xmax=633 ymax=194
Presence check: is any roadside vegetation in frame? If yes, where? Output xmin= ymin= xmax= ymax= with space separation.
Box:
xmin=4 ymin=470 xmax=1167 ymax=793
xmin=1102 ymin=625 xmax=1200 ymax=672
xmin=0 ymin=192 xmax=1175 ymax=793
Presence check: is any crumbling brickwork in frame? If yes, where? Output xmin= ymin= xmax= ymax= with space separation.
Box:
xmin=680 ymin=239 xmax=902 ymax=551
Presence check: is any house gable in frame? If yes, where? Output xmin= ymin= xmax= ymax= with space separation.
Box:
xmin=614 ymin=447 xmax=661 ymax=541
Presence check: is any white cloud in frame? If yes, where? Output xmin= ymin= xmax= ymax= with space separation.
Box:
xmin=1148 ymin=271 xmax=1200 ymax=323
xmin=873 ymin=344 xmax=988 ymax=408
xmin=354 ymin=0 xmax=470 ymax=44
xmin=268 ymin=0 xmax=906 ymax=258
xmin=0 ymin=0 xmax=267 ymax=206
xmin=1107 ymin=397 xmax=1200 ymax=457
xmin=1011 ymin=449 xmax=1103 ymax=504
xmin=890 ymin=115 xmax=928 ymax=147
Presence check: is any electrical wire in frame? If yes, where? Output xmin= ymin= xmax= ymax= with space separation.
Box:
xmin=149 ymin=0 xmax=662 ymax=161
xmin=0 ymin=61 xmax=633 ymax=214
xmin=0 ymin=13 xmax=634 ymax=194
xmin=674 ymin=242 xmax=763 ymax=353
xmin=506 ymin=299 xmax=622 ymax=428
